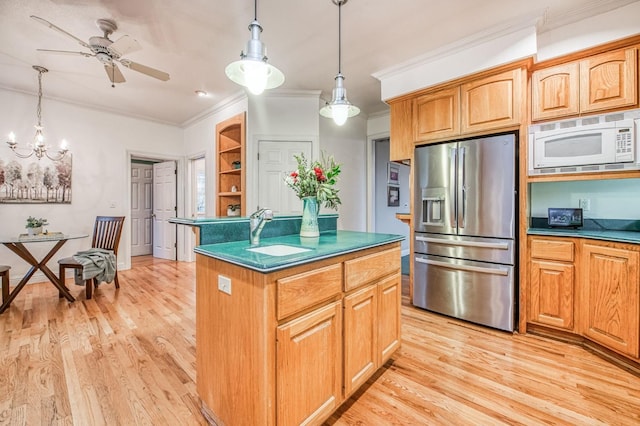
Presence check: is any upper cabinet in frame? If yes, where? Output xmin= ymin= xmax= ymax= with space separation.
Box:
xmin=580 ymin=48 xmax=637 ymax=114
xmin=460 ymin=68 xmax=523 ymax=134
xmin=389 ymin=63 xmax=527 ymax=161
xmin=531 ymin=63 xmax=580 ymax=121
xmin=413 ymin=87 xmax=460 ymax=142
xmin=389 ymin=98 xmax=413 ymax=162
xmin=532 ymin=47 xmax=638 ymax=121
xmin=216 ymin=112 xmax=246 ymax=217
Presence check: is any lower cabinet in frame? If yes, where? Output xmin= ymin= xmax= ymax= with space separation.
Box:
xmin=277 ymin=301 xmax=343 ymax=426
xmin=343 ymin=285 xmax=378 ymax=397
xmin=377 ymin=273 xmax=402 ymax=364
xmin=343 ymin=273 xmax=402 ymax=399
xmin=527 ymin=236 xmax=640 ymax=360
xmin=581 ymin=243 xmax=639 ymax=358
xmin=528 ymin=237 xmax=575 ymax=330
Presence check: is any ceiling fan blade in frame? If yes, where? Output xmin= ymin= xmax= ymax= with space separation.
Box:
xmin=37 ymin=48 xmax=94 ymax=58
xmin=31 ymin=15 xmax=91 ymax=49
xmin=118 ymin=59 xmax=170 ymax=81
xmin=104 ymin=63 xmax=126 ymax=84
xmin=108 ymin=35 xmax=141 ymax=57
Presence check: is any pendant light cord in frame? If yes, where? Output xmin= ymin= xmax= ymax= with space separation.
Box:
xmin=254 ymin=0 xmax=258 ymax=21
xmin=337 ymin=1 xmax=342 ymax=74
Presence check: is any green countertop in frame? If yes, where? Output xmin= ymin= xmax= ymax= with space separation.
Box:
xmin=194 ymin=230 xmax=404 ymax=272
xmin=528 ymin=228 xmax=640 ymax=244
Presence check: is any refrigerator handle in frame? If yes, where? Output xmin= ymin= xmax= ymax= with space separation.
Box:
xmin=415 ymin=257 xmax=510 ymax=276
xmin=458 ymin=146 xmax=466 ymax=229
xmin=449 ymin=147 xmax=457 ymax=229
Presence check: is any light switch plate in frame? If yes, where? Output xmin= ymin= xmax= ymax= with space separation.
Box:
xmin=218 ymin=275 xmax=231 ymax=295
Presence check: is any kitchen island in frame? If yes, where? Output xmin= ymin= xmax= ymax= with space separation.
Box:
xmin=195 ymin=230 xmax=403 ymax=426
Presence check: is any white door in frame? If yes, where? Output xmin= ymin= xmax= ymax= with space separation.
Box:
xmin=258 ymin=141 xmax=312 ymax=215
xmin=153 ymin=161 xmax=177 ymax=260
xmin=131 ymin=163 xmax=153 ymax=256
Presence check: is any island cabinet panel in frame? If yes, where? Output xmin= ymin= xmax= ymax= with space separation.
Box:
xmin=196 ymin=255 xmax=276 ymax=426
xmin=377 ymin=273 xmax=402 ymax=364
xmin=196 ymin=241 xmax=402 ymax=426
xmin=531 ymin=62 xmax=580 ymax=121
xmin=460 ymin=68 xmax=522 ymax=134
xmin=343 ymin=284 xmax=378 ymax=397
xmin=389 ymin=98 xmax=413 ymax=162
xmin=580 ymin=48 xmax=637 ymax=114
xmin=529 ymin=237 xmax=576 ymax=330
xmin=276 ymin=263 xmax=342 ymax=320
xmin=344 ymin=246 xmax=401 ymax=291
xmin=277 ymin=301 xmax=342 ymax=426
xmin=413 ymin=87 xmax=460 ymax=143
xmin=581 ymin=243 xmax=639 ymax=358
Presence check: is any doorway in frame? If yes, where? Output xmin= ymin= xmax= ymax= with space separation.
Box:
xmin=129 ymin=157 xmax=177 ymax=261
xmin=373 ymin=138 xmax=410 ymax=256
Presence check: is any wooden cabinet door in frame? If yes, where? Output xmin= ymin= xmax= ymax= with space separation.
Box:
xmin=389 ymin=98 xmax=413 ymax=162
xmin=413 ymin=87 xmax=460 ymax=143
xmin=532 ymin=62 xmax=580 ymax=121
xmin=343 ymin=285 xmax=377 ymax=398
xmin=529 ymin=260 xmax=574 ymax=330
xmin=377 ymin=273 xmax=401 ymax=365
xmin=582 ymin=244 xmax=639 ymax=357
xmin=276 ymin=301 xmax=342 ymax=426
xmin=580 ymin=48 xmax=638 ymax=114
xmin=460 ymin=68 xmax=522 ymax=134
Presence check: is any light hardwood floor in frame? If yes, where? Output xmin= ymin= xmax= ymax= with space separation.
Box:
xmin=1 ymin=256 xmax=639 ymax=425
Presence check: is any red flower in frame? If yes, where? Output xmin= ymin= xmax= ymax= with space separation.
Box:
xmin=290 ymin=171 xmax=298 ymax=178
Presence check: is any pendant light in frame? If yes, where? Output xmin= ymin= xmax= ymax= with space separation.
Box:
xmin=320 ymin=0 xmax=360 ymax=126
xmin=225 ymin=0 xmax=284 ymax=95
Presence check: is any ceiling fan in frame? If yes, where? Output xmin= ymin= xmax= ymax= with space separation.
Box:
xmin=31 ymin=15 xmax=170 ymax=86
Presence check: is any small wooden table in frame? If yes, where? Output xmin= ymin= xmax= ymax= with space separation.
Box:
xmin=0 ymin=233 xmax=88 ymax=313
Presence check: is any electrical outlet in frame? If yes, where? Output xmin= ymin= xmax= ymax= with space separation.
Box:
xmin=579 ymin=199 xmax=591 ymax=211
xmin=218 ymin=275 xmax=231 ymax=295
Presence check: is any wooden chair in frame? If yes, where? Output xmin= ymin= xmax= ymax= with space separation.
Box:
xmin=1 ymin=265 xmax=10 ymax=308
xmin=58 ymin=216 xmax=125 ymax=299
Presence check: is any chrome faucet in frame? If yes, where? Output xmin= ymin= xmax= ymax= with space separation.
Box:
xmin=249 ymin=208 xmax=273 ymax=245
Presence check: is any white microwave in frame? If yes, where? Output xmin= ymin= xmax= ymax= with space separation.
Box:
xmin=528 ymin=110 xmax=640 ymax=175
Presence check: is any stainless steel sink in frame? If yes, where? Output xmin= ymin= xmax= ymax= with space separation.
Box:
xmin=246 ymin=244 xmax=311 ymax=257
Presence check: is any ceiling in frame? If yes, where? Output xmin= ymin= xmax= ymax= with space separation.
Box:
xmin=0 ymin=0 xmax=637 ymax=126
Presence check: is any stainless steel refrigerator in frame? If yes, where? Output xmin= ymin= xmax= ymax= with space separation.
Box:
xmin=413 ymin=134 xmax=517 ymax=332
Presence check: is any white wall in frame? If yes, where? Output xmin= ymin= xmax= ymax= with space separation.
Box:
xmin=0 ymin=88 xmax=183 ymax=282
xmin=246 ymin=91 xmax=321 ymax=214
xmin=537 ymin=2 xmax=640 ymax=61
xmin=375 ymin=2 xmax=640 ymax=102
xmin=320 ymin=113 xmax=368 ymax=231
xmin=530 ymin=179 xmax=640 ymax=220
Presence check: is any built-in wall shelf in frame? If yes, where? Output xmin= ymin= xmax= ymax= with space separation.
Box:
xmin=216 ymin=113 xmax=246 ymax=217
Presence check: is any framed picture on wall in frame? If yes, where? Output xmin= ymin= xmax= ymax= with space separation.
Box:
xmin=387 ymin=163 xmax=399 ymax=185
xmin=387 ymin=185 xmax=400 ymax=207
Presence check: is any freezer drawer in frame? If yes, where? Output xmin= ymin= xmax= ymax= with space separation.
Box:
xmin=415 ymin=233 xmax=514 ymax=265
xmin=413 ymin=254 xmax=515 ymax=331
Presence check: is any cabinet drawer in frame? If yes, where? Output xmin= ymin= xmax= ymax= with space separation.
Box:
xmin=277 ymin=263 xmax=343 ymax=320
xmin=530 ymin=239 xmax=574 ymax=262
xmin=344 ymin=247 xmax=401 ymax=291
